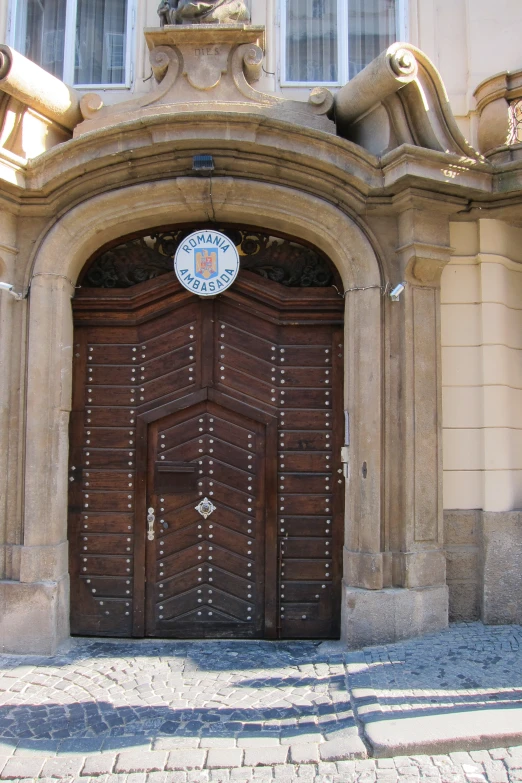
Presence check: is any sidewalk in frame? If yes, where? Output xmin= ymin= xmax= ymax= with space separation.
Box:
xmin=0 ymin=623 xmax=521 ymax=780
xmin=344 ymin=623 xmax=522 ymax=757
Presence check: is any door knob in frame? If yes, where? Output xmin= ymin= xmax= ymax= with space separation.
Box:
xmin=195 ymin=498 xmax=216 ymax=519
xmin=147 ymin=507 xmax=155 ymax=541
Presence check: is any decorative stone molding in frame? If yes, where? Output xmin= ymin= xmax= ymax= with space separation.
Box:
xmin=308 ymin=87 xmax=335 ymax=117
xmin=399 ymin=241 xmax=454 ymax=286
xmin=74 ymin=26 xmax=336 ymax=138
xmin=333 ymin=43 xmax=480 ymax=160
xmin=335 ymin=44 xmax=419 ymax=135
xmin=0 ymin=45 xmax=81 ymax=131
xmin=508 ymin=99 xmax=522 ymax=146
xmin=79 ymin=44 xmax=181 ymax=122
xmin=397 ymin=207 xmax=454 ymax=287
xmin=474 ymin=68 xmax=522 ymax=159
xmin=159 ymin=0 xmax=250 ymax=26
xmin=0 ymin=97 xmax=71 ymax=161
xmin=0 ymin=47 xmax=79 ymax=160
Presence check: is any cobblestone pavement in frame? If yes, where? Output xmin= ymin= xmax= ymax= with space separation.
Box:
xmin=1 ymin=747 xmax=522 ymax=783
xmin=0 ymin=624 xmax=521 ymax=781
xmin=351 ymin=623 xmax=522 ymax=718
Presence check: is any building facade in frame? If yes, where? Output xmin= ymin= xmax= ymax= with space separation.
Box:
xmin=0 ymin=0 xmax=521 ymax=653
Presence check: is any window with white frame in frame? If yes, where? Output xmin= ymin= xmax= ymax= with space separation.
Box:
xmin=282 ymin=0 xmax=405 ymax=86
xmin=12 ymin=0 xmax=133 ymax=87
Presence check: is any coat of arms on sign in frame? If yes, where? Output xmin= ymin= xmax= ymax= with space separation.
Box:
xmin=195 ymin=249 xmax=218 ymax=280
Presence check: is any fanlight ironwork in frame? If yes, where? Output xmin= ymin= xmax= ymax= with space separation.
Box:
xmin=80 ymin=228 xmax=335 ymax=290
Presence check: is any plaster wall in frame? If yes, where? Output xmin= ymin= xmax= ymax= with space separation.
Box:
xmin=442 ymin=220 xmax=522 ymax=624
xmin=412 ymin=0 xmax=522 ymax=143
xmin=442 ymin=219 xmax=522 ymax=514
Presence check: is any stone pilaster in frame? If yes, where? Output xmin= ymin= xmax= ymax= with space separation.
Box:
xmin=391 ymin=207 xmax=452 ymax=592
xmin=0 ymin=208 xmax=23 ymax=582
xmin=343 ymin=288 xmax=384 ymax=591
xmin=3 ymin=274 xmax=74 ymax=652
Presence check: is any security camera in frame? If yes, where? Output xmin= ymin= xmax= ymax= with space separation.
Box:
xmin=0 ymin=282 xmax=24 ymax=300
xmin=389 ymin=282 xmax=405 ymax=301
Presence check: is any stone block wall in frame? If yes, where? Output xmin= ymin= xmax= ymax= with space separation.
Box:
xmin=444 ymin=510 xmax=481 ymax=622
xmin=444 ymin=509 xmax=522 ymax=623
xmin=482 ymin=511 xmax=522 ymax=624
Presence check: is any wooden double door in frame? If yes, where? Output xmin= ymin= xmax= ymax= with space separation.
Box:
xmin=69 ymin=268 xmax=344 ymax=638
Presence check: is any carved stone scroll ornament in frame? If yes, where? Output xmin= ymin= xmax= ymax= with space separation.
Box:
xmin=508 ymin=100 xmax=522 ymax=146
xmin=157 ymin=0 xmax=250 ymax=27
xmin=81 ymin=230 xmax=334 ymax=290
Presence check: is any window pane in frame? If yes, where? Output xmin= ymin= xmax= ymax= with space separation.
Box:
xmin=75 ymin=0 xmax=127 ymax=85
xmin=285 ymin=0 xmax=338 ymax=83
xmin=15 ymin=0 xmax=66 ymax=78
xmin=348 ymin=0 xmax=397 ymax=79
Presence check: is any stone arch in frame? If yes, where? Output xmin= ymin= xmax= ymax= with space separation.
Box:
xmin=22 ymin=176 xmax=383 ymax=648
xmin=28 ymin=177 xmax=382 ymax=288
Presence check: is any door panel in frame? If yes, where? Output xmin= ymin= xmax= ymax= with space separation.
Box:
xmin=69 ymin=252 xmax=344 ymax=640
xmin=145 ymin=401 xmax=268 ymax=638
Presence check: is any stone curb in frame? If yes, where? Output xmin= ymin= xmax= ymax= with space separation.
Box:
xmin=362 ymin=710 xmax=522 ymax=758
xmin=0 ymin=740 xmax=368 ymax=778
xmin=346 ymin=657 xmax=522 ymax=757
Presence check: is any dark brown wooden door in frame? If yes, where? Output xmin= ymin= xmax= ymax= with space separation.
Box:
xmin=69 ymin=261 xmax=344 ymax=639
xmin=143 ymin=397 xmax=273 ymax=637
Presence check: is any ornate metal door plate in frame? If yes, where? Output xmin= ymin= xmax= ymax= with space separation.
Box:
xmin=195 ymin=498 xmax=216 ymax=519
xmin=147 ymin=508 xmax=155 ymax=541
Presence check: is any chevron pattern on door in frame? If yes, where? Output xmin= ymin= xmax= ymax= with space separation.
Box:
xmin=69 ymin=233 xmax=344 ymax=640
xmin=214 ymin=297 xmax=344 ymax=639
xmin=145 ymin=400 xmax=269 ymax=637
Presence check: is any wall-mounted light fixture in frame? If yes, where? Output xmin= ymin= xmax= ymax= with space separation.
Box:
xmin=0 ymin=282 xmax=25 ymax=300
xmin=389 ymin=282 xmax=405 ymax=301
xmin=192 ymin=155 xmax=215 ymax=173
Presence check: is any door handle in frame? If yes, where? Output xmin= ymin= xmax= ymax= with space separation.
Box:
xmin=147 ymin=507 xmax=155 ymax=541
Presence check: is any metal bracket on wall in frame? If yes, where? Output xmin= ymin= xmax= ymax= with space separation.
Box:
xmin=341 ymin=410 xmax=350 ymax=478
xmin=341 ymin=446 xmax=349 ymax=479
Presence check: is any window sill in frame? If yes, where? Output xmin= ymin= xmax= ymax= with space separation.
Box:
xmin=74 ymin=84 xmax=131 ymax=90
xmin=278 ymin=84 xmax=341 ymax=102
xmin=281 ymin=82 xmax=341 ymax=89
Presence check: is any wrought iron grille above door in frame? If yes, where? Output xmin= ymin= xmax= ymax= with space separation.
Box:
xmin=79 ymin=228 xmax=339 ymax=291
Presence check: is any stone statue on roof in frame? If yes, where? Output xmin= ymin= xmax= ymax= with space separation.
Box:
xmin=157 ymin=0 xmax=250 ymax=26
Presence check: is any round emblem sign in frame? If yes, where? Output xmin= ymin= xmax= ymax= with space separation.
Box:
xmin=174 ymin=230 xmax=240 ymax=297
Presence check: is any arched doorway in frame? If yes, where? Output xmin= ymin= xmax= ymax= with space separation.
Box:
xmin=68 ymin=227 xmax=345 ymax=639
